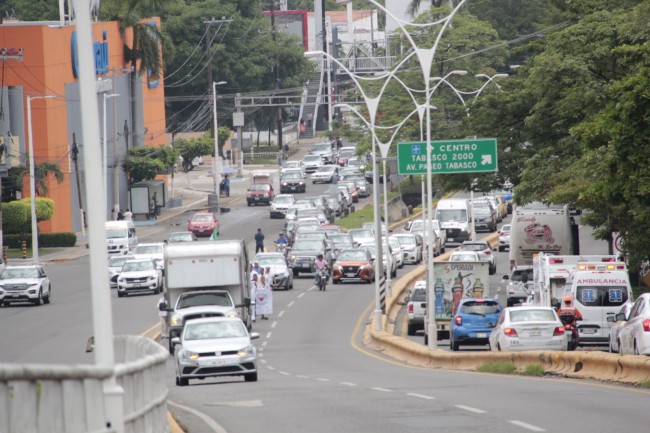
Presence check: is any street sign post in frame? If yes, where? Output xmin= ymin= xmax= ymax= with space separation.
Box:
xmin=397 ymin=138 xmax=498 ymax=175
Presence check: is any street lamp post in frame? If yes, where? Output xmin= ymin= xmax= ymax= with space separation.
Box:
xmin=102 ymin=92 xmax=119 ymax=219
xmin=26 ymin=94 xmax=57 ymax=263
xmin=212 ymin=81 xmax=227 ymax=210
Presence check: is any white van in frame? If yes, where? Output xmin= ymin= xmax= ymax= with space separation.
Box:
xmin=434 ymin=198 xmax=472 ymax=245
xmin=570 ymin=261 xmax=633 ymax=344
xmin=106 ymin=221 xmax=138 ymax=255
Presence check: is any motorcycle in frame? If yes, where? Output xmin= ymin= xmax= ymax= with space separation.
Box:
xmin=315 ymin=268 xmax=329 ymax=291
xmin=559 ymin=312 xmax=579 ymax=351
xmin=275 ymin=242 xmax=288 ymax=255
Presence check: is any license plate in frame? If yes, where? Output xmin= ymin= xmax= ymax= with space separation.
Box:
xmin=581 ymin=328 xmax=597 ymax=334
xmin=12 ymin=294 xmax=19 ymax=298
xmin=529 ymin=330 xmax=541 ymax=337
xmin=212 ymin=358 xmax=228 ymax=367
xmin=346 ymin=272 xmax=356 ymax=277
xmin=255 ymin=197 xmax=259 ymax=200
xmin=476 ymin=332 xmax=487 ymax=338
xmin=291 ymin=187 xmax=296 ymax=191
xmin=448 ymin=238 xmax=454 ymax=242
xmin=302 ymin=264 xmax=311 ymax=268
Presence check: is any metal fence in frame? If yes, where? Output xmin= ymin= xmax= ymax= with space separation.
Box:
xmin=0 ymin=335 xmax=169 ymax=433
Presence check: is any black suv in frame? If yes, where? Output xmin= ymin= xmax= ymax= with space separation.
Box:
xmin=472 ymin=202 xmax=497 ymax=232
xmin=286 ymin=238 xmax=332 ymax=277
xmin=280 ymin=172 xmax=306 ymax=193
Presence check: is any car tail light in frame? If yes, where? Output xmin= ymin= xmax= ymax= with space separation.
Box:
xmin=483 ymin=249 xmax=492 ymax=255
xmin=553 ymin=326 xmax=565 ymax=336
xmin=408 ymin=304 xmax=413 ymax=314
xmin=455 ymin=316 xmax=462 ymax=326
xmin=504 ymin=328 xmax=518 ymax=337
xmin=549 ymin=258 xmax=563 ymax=264
xmin=643 ymin=319 xmax=650 ymax=332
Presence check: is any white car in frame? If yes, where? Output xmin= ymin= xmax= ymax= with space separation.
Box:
xmin=173 ymin=317 xmax=260 ymax=386
xmin=309 ymin=142 xmax=334 ymax=164
xmin=302 ymin=154 xmax=324 ymax=173
xmin=348 ymin=228 xmax=376 ymax=247
xmin=616 ymin=293 xmax=650 ymax=356
xmin=270 ymin=194 xmax=295 ymax=219
xmin=311 ymin=165 xmax=339 ymax=184
xmin=448 ymin=250 xmax=481 ymax=262
xmin=108 ymin=254 xmax=135 ymax=288
xmin=362 ymin=221 xmax=387 ymax=236
xmin=489 ymin=306 xmax=567 ymax=352
xmin=281 ymin=160 xmax=305 ymax=178
xmin=406 ymin=280 xmax=427 ymax=335
xmin=131 ymin=242 xmax=165 ymax=271
xmin=498 ymin=224 xmax=511 ymax=252
xmin=457 ymin=241 xmax=497 ymax=274
xmin=407 ymin=219 xmax=443 ymax=255
xmin=0 ymin=265 xmax=51 ymax=306
xmin=363 ymin=245 xmax=397 ymax=278
xmin=391 ymin=233 xmax=422 ymax=265
xmin=386 ymin=236 xmax=405 ymax=269
xmin=607 ymin=302 xmax=634 ymax=353
xmin=117 ymin=259 xmax=163 ymax=297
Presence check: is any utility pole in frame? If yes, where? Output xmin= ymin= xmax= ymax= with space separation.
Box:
xmin=71 ymin=133 xmax=86 ymax=233
xmin=235 ymin=93 xmax=244 ymax=177
xmin=321 ymin=0 xmax=330 ymax=128
xmin=270 ymin=2 xmax=284 ymax=151
xmin=204 ymin=18 xmax=233 ymax=148
xmin=123 ymin=120 xmax=130 ymax=208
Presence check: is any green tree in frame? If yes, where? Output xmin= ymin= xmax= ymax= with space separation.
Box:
xmin=8 ymin=162 xmax=65 ymax=196
xmin=2 ymin=198 xmax=55 ymax=237
xmin=122 ymin=145 xmax=179 ymax=184
xmin=174 ymin=133 xmax=214 ymax=172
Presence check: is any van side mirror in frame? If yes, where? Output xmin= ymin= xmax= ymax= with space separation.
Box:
xmin=502 ymin=275 xmax=509 ymax=280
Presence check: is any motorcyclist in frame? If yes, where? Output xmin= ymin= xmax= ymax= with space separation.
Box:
xmin=557 ymin=295 xmax=583 ymax=321
xmin=275 ymin=232 xmax=289 ymax=245
xmin=313 ymin=254 xmax=329 ymax=285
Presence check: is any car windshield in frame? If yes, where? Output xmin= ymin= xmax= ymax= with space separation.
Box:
xmin=109 ymin=256 xmax=133 ymax=267
xmin=294 ymin=200 xmax=314 ymax=207
xmin=511 ymin=268 xmax=534 ymax=282
xmin=178 ymin=292 xmax=233 ymax=309
xmin=436 ymin=209 xmax=467 ymax=222
xmin=1 ymin=268 xmax=40 ymax=279
xmin=283 ymin=161 xmax=300 ymax=169
xmin=388 ymin=238 xmax=401 ymax=249
xmin=316 ymin=166 xmax=336 ymax=173
xmin=349 ymin=229 xmax=373 ymax=239
xmin=282 ymin=173 xmax=302 ymax=180
xmin=337 ymin=250 xmax=368 ymax=261
xmin=330 ymin=235 xmax=353 ymax=246
xmin=256 ymin=256 xmax=286 ymax=267
xmin=249 ymin=184 xmax=271 ymax=191
xmin=327 ymin=199 xmax=339 ymax=207
xmin=191 ymin=214 xmax=213 ymax=222
xmin=300 ymin=232 xmax=326 ymax=240
xmin=460 ymin=300 xmax=501 ymax=315
xmin=184 ymin=321 xmax=247 ymax=340
xmin=169 ymin=233 xmax=193 ymax=242
xmin=313 ymin=143 xmax=331 ymax=152
xmin=474 ymin=207 xmax=492 ymax=216
xmin=339 ymin=150 xmax=354 ymax=158
xmin=296 ymin=225 xmax=320 ymax=234
xmin=133 ymin=245 xmax=163 ymax=255
xmin=462 ymin=243 xmax=487 ymax=252
xmin=274 ymin=196 xmax=294 ymax=204
xmin=509 ymin=309 xmax=557 ymax=322
xmin=122 ymin=261 xmax=154 ymax=272
xmin=396 ymin=236 xmax=415 ymax=245
xmin=450 ymin=253 xmax=478 ymax=262
xmin=106 ymin=228 xmax=128 ymax=239
xmin=410 ymin=288 xmax=426 ymax=302
xmin=292 ymin=240 xmax=322 ymax=250
xmin=304 ymin=155 xmax=321 ymax=162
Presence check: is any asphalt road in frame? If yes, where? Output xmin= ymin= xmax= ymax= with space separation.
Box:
xmin=1 ymin=166 xmax=647 ymax=433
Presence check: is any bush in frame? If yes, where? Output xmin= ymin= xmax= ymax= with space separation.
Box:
xmin=521 ymin=364 xmax=545 ymax=376
xmin=2 ymin=198 xmax=55 ymax=234
xmin=3 ymin=232 xmax=77 ymax=248
xmin=476 ymin=362 xmax=517 ymax=374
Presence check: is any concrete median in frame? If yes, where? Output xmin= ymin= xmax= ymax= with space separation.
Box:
xmin=366 ymin=231 xmax=650 ymax=385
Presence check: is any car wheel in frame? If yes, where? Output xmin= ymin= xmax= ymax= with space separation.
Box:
xmin=44 ymin=286 xmax=51 ymax=304
xmin=497 ymin=343 xmax=502 ymax=351
xmin=608 ymin=338 xmax=614 ymax=353
xmin=391 ymin=269 xmax=397 ymax=278
xmin=33 ymin=290 xmax=43 ymax=306
xmin=244 ymin=372 xmax=258 ymax=382
xmin=247 ymin=202 xmax=251 ymax=207
xmin=634 ymin=341 xmax=640 ymax=356
xmin=407 ymin=323 xmax=416 ymax=336
xmin=451 ymin=340 xmax=459 ymax=351
xmin=498 ymin=246 xmax=504 ymax=252
xmin=423 ymin=334 xmax=428 ymax=346
xmin=618 ymin=339 xmax=623 ymax=355
xmin=293 ymin=270 xmax=299 ymax=277
xmin=118 ymin=291 xmax=125 ymax=298
xmin=177 ymin=376 xmax=188 ymax=386
xmin=154 ymin=284 xmax=161 ymax=295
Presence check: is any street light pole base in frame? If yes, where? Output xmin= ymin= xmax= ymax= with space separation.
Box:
xmin=373 ymin=309 xmax=383 ymax=331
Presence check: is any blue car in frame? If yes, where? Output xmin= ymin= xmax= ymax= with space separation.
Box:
xmin=450 ymin=298 xmax=502 ymax=351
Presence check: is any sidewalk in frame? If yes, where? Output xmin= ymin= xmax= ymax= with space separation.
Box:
xmin=24 ymin=135 xmax=327 ymax=264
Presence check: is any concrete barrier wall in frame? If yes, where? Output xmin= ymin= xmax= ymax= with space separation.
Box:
xmin=367 ymin=231 xmax=650 ymax=385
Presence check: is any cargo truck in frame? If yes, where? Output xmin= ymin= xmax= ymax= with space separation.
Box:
xmin=163 ymin=240 xmax=252 ymax=353
xmin=423 ymin=261 xmax=490 ymax=345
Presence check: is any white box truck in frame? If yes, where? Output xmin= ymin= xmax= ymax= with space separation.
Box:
xmin=105 ymin=220 xmax=137 ymax=255
xmin=164 ymin=240 xmax=252 ymax=351
xmin=434 ymin=198 xmax=472 ymax=245
xmin=423 ymin=261 xmax=490 ymax=344
xmin=509 ymin=202 xmax=579 ymax=270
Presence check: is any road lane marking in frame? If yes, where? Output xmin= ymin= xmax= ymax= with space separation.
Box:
xmin=260 ymin=359 xmax=267 ymax=364
xmin=278 ymin=310 xmax=285 ymax=317
xmin=296 ymin=375 xmax=310 ymax=379
xmin=509 ymin=421 xmax=545 ymax=432
xmin=261 ymin=341 xmax=268 ymax=347
xmin=298 ymin=292 xmax=306 ymax=298
xmin=340 ymin=382 xmax=357 ymax=386
xmin=316 ymin=378 xmax=331 ymax=382
xmin=266 ymin=332 xmax=272 ymax=339
xmin=406 ymin=393 xmax=435 ymax=400
xmin=455 ymin=405 xmax=486 ymax=414
xmin=288 ymin=300 xmax=296 ymax=307
xmin=267 ymin=366 xmax=275 ymax=371
xmin=279 ymin=371 xmax=290 ymax=376
xmin=167 ymin=400 xmax=227 ymax=433
xmin=371 ymin=387 xmax=392 ymax=392
xmin=271 ymin=321 xmax=277 ymax=328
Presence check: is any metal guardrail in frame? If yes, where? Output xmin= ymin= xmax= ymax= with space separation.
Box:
xmin=0 ymin=335 xmax=169 ymax=433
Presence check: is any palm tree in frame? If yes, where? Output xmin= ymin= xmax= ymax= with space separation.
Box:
xmin=101 ymin=0 xmax=169 ymax=147
xmin=8 ymin=162 xmax=65 ymax=196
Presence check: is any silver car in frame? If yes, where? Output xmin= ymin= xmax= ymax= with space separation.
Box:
xmin=0 ymin=265 xmax=51 ymax=306
xmin=254 ymin=252 xmax=294 ymax=290
xmin=116 ymin=259 xmax=163 ymax=297
xmin=108 ymin=254 xmax=135 ymax=288
xmin=174 ymin=317 xmax=260 ymax=386
xmin=391 ymin=233 xmax=422 ymax=265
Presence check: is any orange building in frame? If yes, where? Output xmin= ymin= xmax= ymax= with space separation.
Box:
xmin=0 ymin=19 xmax=166 ymax=233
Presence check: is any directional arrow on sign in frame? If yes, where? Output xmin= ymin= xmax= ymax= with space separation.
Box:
xmin=481 ymin=154 xmax=492 ymax=165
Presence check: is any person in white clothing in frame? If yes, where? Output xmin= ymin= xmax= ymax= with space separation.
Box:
xmin=256 ymin=275 xmax=273 ymax=320
xmin=157 ymin=296 xmax=168 ymax=337
xmin=123 ymin=208 xmax=133 ymax=221
xmin=250 ymin=273 xmax=259 ymax=322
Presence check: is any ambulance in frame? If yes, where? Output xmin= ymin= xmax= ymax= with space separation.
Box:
xmin=570 ymin=261 xmax=633 ymax=344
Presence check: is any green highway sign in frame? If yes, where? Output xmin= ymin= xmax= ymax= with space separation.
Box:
xmin=397 ymin=138 xmax=498 ymax=175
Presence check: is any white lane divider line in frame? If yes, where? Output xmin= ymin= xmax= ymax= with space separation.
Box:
xmin=267 ymin=366 xmax=275 ymax=371
xmin=509 ymin=421 xmax=545 ymax=432
xmin=340 ymin=382 xmax=357 ymax=387
xmin=316 ymin=378 xmax=331 ymax=382
xmin=455 ymin=405 xmax=487 ymax=414
xmin=371 ymin=387 xmax=392 ymax=393
xmin=278 ymin=310 xmax=285 ymax=318
xmin=406 ymin=393 xmax=436 ymax=400
xmin=296 ymin=375 xmax=311 ymax=379
xmin=298 ymin=292 xmax=306 ymax=298
xmin=266 ymin=332 xmax=272 ymax=339
xmin=261 ymin=341 xmax=268 ymax=347
xmin=288 ymin=300 xmax=296 ymax=307
xmin=260 ymin=359 xmax=267 ymax=364
xmin=271 ymin=321 xmax=277 ymax=328
xmin=279 ymin=371 xmax=290 ymax=376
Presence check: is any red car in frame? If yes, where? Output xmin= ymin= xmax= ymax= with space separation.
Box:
xmin=187 ymin=212 xmax=219 ymax=237
xmin=247 ymin=184 xmax=275 ymax=206
xmin=332 ymin=248 xmax=375 ymax=284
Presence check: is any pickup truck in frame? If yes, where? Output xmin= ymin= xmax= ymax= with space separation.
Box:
xmin=406 ymin=280 xmax=427 ymax=335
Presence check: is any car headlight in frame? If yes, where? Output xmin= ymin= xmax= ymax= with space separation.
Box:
xmin=170 ymin=314 xmax=183 ymax=326
xmin=117 ymin=277 xmax=124 ymax=283
xmin=226 ymin=311 xmax=240 ymax=318
xmin=237 ymin=345 xmax=255 ymax=357
xmin=334 ymin=264 xmax=341 ymax=271
xmin=290 ymin=255 xmax=296 ymax=260
xmin=181 ymin=350 xmax=200 ymax=361
xmin=282 ymin=182 xmax=288 ymax=186
xmin=299 ymin=181 xmax=304 ymax=185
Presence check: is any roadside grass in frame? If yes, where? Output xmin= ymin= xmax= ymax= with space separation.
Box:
xmin=520 ymin=364 xmax=546 ymax=376
xmin=639 ymin=380 xmax=650 ymax=389
xmin=337 ymin=191 xmax=401 ymax=231
xmin=7 ymin=248 xmax=63 ymax=259
xmin=476 ymin=362 xmax=517 ymax=374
